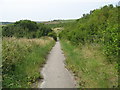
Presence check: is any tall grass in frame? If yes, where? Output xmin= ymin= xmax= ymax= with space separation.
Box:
xmin=60 ymin=40 xmax=118 ymax=88
xmin=2 ymin=37 xmax=55 ymax=88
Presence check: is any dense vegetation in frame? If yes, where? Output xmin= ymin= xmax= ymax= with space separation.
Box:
xmin=2 ymin=20 xmax=57 ymax=40
xmin=1 ymin=4 xmax=119 ymax=88
xmin=2 ymin=37 xmax=55 ymax=88
xmin=60 ymin=4 xmax=119 ymax=63
xmin=59 ymin=4 xmax=119 ymax=88
xmin=2 ymin=20 xmax=57 ymax=88
xmin=61 ymin=40 xmax=118 ymax=88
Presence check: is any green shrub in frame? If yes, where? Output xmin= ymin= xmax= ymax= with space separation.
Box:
xmin=2 ymin=37 xmax=55 ymax=88
xmin=48 ymin=31 xmax=57 ymax=41
xmin=59 ymin=5 xmax=119 ymax=63
xmin=2 ymin=20 xmax=56 ymax=40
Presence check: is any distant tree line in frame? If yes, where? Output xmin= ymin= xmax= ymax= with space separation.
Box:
xmin=2 ymin=20 xmax=57 ymax=40
xmin=59 ymin=4 xmax=119 ymax=62
xmin=2 ymin=22 xmax=14 ymax=25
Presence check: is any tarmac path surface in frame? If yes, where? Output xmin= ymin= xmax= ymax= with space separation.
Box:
xmin=39 ymin=41 xmax=76 ymax=88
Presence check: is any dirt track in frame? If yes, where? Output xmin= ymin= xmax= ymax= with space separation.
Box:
xmin=39 ymin=41 xmax=76 ymax=88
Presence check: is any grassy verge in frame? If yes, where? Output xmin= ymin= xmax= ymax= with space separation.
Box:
xmin=60 ymin=40 xmax=118 ymax=88
xmin=2 ymin=37 xmax=55 ymax=88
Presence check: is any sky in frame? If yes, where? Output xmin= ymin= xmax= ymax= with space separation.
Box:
xmin=0 ymin=0 xmax=119 ymax=22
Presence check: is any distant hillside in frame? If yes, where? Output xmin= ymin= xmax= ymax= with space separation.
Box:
xmin=1 ymin=19 xmax=76 ymax=25
xmin=1 ymin=21 xmax=44 ymax=25
xmin=1 ymin=22 xmax=14 ymax=25
xmin=44 ymin=19 xmax=76 ymax=24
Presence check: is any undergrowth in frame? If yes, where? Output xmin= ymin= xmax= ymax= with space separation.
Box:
xmin=2 ymin=37 xmax=55 ymax=88
xmin=60 ymin=40 xmax=118 ymax=88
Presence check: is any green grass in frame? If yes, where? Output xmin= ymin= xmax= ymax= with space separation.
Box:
xmin=0 ymin=25 xmax=2 ymax=36
xmin=2 ymin=37 xmax=55 ymax=88
xmin=60 ymin=40 xmax=118 ymax=88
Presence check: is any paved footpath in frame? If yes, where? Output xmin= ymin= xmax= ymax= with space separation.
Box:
xmin=39 ymin=41 xmax=76 ymax=88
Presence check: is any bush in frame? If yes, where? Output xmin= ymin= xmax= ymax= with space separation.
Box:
xmin=59 ymin=5 xmax=119 ymax=63
xmin=2 ymin=37 xmax=55 ymax=88
xmin=2 ymin=20 xmax=56 ymax=40
xmin=48 ymin=31 xmax=57 ymax=41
